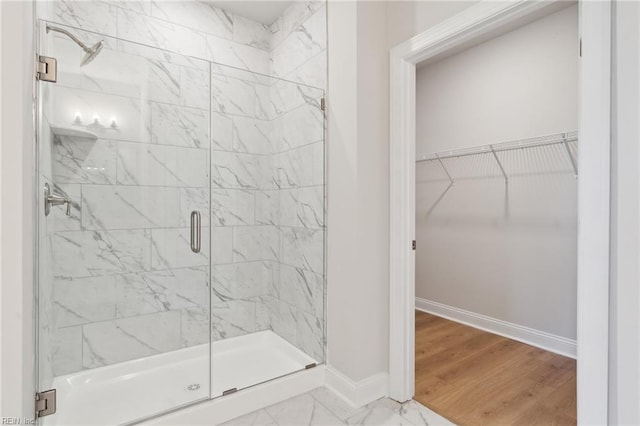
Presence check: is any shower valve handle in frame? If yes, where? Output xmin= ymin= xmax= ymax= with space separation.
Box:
xmin=44 ymin=183 xmax=71 ymax=216
xmin=47 ymin=194 xmax=71 ymax=216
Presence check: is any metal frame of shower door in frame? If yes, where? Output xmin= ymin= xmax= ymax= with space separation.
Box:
xmin=389 ymin=1 xmax=611 ymax=424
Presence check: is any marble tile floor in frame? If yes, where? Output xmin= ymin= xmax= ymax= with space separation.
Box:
xmin=221 ymin=387 xmax=455 ymax=426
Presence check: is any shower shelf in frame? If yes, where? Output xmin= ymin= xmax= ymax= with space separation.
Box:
xmin=50 ymin=125 xmax=98 ymax=141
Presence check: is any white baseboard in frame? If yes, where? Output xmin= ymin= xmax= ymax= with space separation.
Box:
xmin=325 ymin=366 xmax=388 ymax=408
xmin=415 ymin=298 xmax=577 ymax=359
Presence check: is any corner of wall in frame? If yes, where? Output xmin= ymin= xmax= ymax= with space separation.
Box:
xmin=325 ymin=0 xmax=391 ymax=386
xmin=325 ymin=365 xmax=389 ymax=408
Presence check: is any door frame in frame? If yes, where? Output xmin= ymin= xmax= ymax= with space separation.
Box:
xmin=388 ymin=1 xmax=611 ymax=424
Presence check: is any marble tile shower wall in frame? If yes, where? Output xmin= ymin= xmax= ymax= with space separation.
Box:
xmin=206 ymin=1 xmax=327 ymax=361
xmin=37 ymin=1 xmax=328 ymax=376
xmin=270 ymin=1 xmax=328 ymax=363
xmin=39 ymin=1 xmax=327 ymax=88
xmin=42 ymin=34 xmax=213 ymax=376
xmin=266 ymin=82 xmax=326 ymax=362
xmin=208 ymin=70 xmax=325 ymax=362
xmin=270 ymin=1 xmax=327 ymax=90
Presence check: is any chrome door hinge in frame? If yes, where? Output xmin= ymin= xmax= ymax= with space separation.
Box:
xmin=320 ymin=97 xmax=325 ymax=111
xmin=412 ymin=240 xmax=416 ymax=250
xmin=35 ymin=389 xmax=56 ymax=418
xmin=36 ymin=55 xmax=57 ymax=82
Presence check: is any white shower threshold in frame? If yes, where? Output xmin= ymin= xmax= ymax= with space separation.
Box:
xmin=44 ymin=330 xmax=318 ymax=426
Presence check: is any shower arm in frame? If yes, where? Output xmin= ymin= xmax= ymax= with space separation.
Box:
xmin=46 ymin=25 xmax=91 ymax=53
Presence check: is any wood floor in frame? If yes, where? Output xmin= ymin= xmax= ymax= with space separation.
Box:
xmin=415 ymin=311 xmax=576 ymax=426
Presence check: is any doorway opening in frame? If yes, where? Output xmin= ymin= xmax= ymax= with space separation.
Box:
xmin=413 ymin=5 xmax=578 ymax=423
xmin=389 ymin=2 xmax=611 ymax=424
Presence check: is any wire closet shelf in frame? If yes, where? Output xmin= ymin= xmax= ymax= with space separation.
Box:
xmin=416 ymin=131 xmax=579 ymax=183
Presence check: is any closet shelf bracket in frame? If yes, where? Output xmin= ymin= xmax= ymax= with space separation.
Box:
xmin=562 ymin=134 xmax=578 ymax=178
xmin=490 ymin=145 xmax=508 ymax=184
xmin=435 ymin=153 xmax=454 ymax=185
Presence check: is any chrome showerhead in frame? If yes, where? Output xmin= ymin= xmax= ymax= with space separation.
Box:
xmin=46 ymin=24 xmax=104 ymax=67
xmin=80 ymin=40 xmax=104 ymax=66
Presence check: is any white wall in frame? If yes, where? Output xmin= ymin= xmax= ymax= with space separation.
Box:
xmin=354 ymin=0 xmax=390 ymax=380
xmin=326 ymin=0 xmax=389 ymax=384
xmin=415 ymin=5 xmax=578 ymax=154
xmin=609 ymin=1 xmax=640 ymax=423
xmin=414 ymin=5 xmax=578 ymax=341
xmin=385 ymin=1 xmax=479 ymax=50
xmin=0 ymin=0 xmax=35 ymax=418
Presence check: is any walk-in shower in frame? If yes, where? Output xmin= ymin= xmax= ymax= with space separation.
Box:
xmin=35 ymin=4 xmax=326 ymax=423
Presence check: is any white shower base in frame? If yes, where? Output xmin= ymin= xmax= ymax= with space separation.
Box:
xmin=43 ymin=331 xmax=316 ymax=426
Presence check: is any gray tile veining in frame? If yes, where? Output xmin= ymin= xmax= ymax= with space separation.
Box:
xmin=150 ymin=1 xmax=233 ymax=40
xmin=115 ymin=141 xmax=209 ymax=188
xmin=256 ymin=295 xmax=298 ymax=345
xmin=221 ymin=387 xmax=455 ymax=426
xmin=205 ymin=34 xmax=271 ymax=76
xmin=211 ymin=261 xmax=272 ymax=303
xmin=266 ymin=394 xmax=345 ymax=426
xmin=275 ymin=144 xmax=316 ymax=189
xmin=81 ymin=185 xmax=180 ymax=230
xmin=180 ymin=65 xmax=211 ymax=110
xmin=295 ymin=311 xmax=324 ymax=362
xmin=272 ymin=7 xmax=326 ymax=79
xmin=116 ymin=7 xmax=207 ymax=59
xmin=52 ymin=136 xmax=117 ymax=184
xmin=232 ymin=14 xmax=271 ymax=52
xmin=211 ymin=189 xmax=256 ymax=226
xmin=281 ymin=227 xmax=324 ymax=274
xmin=211 ymin=73 xmax=257 ymax=117
xmin=151 ymin=102 xmax=209 ymax=149
xmin=151 ymin=227 xmax=210 ymax=270
xmin=82 ymin=310 xmax=181 ymax=369
xmin=51 ymin=229 xmax=152 ymax=279
xmin=180 ymin=305 xmax=210 ymax=347
xmin=180 ymin=187 xmax=210 ymax=227
xmin=53 ymin=0 xmax=118 ymax=37
xmin=233 ymin=226 xmax=280 ymax=263
xmin=51 ymin=326 xmax=83 ymax=377
xmin=114 ymin=267 xmax=209 ymax=317
xmin=223 ymin=409 xmax=278 ymax=426
xmin=211 ymin=299 xmax=258 ymax=341
xmin=54 ymin=275 xmax=117 ymax=327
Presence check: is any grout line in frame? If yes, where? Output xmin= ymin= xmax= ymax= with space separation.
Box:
xmin=269 ymin=4 xmax=325 ymax=53
xmin=279 ymin=48 xmax=327 ymax=89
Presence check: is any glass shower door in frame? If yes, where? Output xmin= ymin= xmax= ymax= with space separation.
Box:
xmin=208 ymin=64 xmax=326 ymax=396
xmin=36 ymin=22 xmax=211 ymax=425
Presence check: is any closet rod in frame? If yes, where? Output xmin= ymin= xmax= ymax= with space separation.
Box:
xmin=416 ymin=131 xmax=578 ymax=163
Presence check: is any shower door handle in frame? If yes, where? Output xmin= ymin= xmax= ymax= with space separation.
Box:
xmin=190 ymin=210 xmax=201 ymax=253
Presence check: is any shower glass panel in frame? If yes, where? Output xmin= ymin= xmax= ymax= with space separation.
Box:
xmin=208 ymin=65 xmax=325 ymax=397
xmin=36 ymin=20 xmax=325 ymax=426
xmin=37 ymin=22 xmax=212 ymax=425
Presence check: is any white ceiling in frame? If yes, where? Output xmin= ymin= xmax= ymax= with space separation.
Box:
xmin=210 ymin=1 xmax=293 ymax=25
